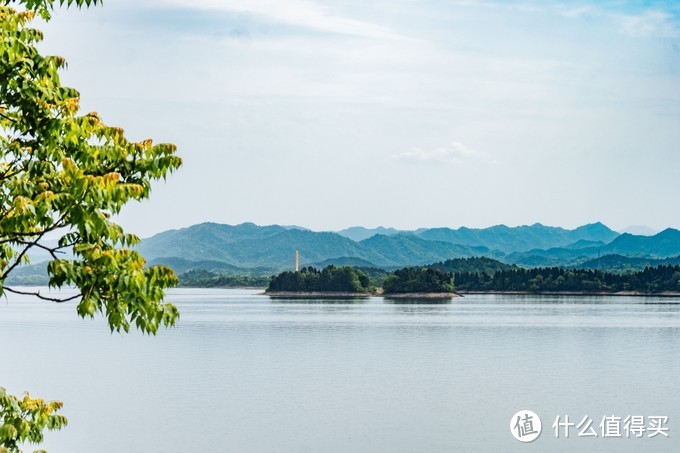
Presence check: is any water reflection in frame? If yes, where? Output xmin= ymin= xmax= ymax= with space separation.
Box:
xmin=1 ymin=289 xmax=679 ymax=453
xmin=268 ymin=296 xmax=370 ymax=304
xmin=382 ymin=297 xmax=453 ymax=305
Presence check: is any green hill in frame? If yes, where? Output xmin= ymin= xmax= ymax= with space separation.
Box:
xmin=358 ymin=234 xmax=490 ymax=267
xmin=603 ymin=229 xmax=680 ymax=257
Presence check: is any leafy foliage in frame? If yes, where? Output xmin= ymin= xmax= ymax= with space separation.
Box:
xmin=1 ymin=2 xmax=181 ymax=331
xmin=382 ymin=267 xmax=455 ymax=294
xmin=0 ymin=388 xmax=66 ymax=453
xmin=1 ymin=1 xmax=181 ymax=450
xmin=353 ymin=266 xmax=390 ymax=288
xmin=3 ymin=0 xmax=101 ymax=20
xmin=267 ymin=265 xmax=374 ymax=293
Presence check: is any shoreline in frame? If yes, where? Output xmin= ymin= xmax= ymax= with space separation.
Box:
xmin=264 ymin=291 xmax=373 ymax=298
xmin=180 ymin=285 xmax=267 ymax=290
xmin=381 ymin=292 xmax=458 ymax=299
xmin=457 ymin=290 xmax=680 ymax=297
xmin=265 ymin=291 xmax=460 ymax=299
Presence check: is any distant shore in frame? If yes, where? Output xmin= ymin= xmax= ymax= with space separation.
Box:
xmin=457 ymin=290 xmax=680 ymax=297
xmin=264 ymin=291 xmax=460 ymax=299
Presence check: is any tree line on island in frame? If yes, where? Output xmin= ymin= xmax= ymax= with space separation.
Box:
xmin=453 ymin=265 xmax=680 ymax=293
xmin=382 ymin=267 xmax=455 ymax=294
xmin=178 ymin=257 xmax=680 ymax=296
xmin=267 ymin=266 xmax=375 ymax=293
xmin=266 ymin=265 xmax=455 ymax=294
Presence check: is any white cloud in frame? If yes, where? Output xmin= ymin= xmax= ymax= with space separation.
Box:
xmin=393 ymin=141 xmax=489 ymax=165
xmin=556 ymin=5 xmax=595 ymax=18
xmin=615 ymin=10 xmax=680 ymax=38
xmin=158 ymin=0 xmax=408 ymax=41
xmin=448 ymin=1 xmax=680 ymax=39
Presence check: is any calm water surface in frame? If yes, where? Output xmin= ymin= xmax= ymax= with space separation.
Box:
xmin=1 ymin=288 xmax=679 ymax=452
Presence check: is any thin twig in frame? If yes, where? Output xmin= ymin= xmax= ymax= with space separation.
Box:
xmin=12 ymin=239 xmax=66 ymax=259
xmin=3 ymin=286 xmax=82 ymax=303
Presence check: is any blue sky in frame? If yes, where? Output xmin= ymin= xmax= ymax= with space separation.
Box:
xmin=37 ymin=0 xmax=680 ymax=236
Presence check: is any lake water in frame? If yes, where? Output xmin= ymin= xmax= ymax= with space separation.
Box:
xmin=1 ymin=288 xmax=679 ymax=452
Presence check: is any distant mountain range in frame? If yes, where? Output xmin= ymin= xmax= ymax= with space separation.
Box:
xmin=335 ymin=222 xmax=618 ymax=253
xmin=416 ymin=222 xmax=618 ymax=253
xmin=605 ymin=229 xmax=680 ymax=257
xmin=134 ymin=221 xmax=680 ymax=273
xmin=137 ymin=222 xmax=491 ymax=270
xmin=505 ymin=228 xmax=680 ymax=267
xmin=11 ymin=222 xmax=680 ymax=284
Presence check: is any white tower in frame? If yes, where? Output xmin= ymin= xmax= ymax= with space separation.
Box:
xmin=295 ymin=250 xmax=299 ymax=272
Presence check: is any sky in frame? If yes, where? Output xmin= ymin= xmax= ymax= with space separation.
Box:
xmin=36 ymin=0 xmax=680 ymax=237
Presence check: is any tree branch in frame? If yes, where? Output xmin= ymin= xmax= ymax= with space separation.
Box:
xmin=3 ymin=286 xmax=81 ymax=303
xmin=0 ymin=110 xmax=15 ymax=123
xmin=13 ymin=239 xmax=67 ymax=260
xmin=0 ymin=213 xmax=67 ymax=280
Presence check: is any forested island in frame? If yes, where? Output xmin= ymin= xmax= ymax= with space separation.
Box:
xmin=265 ymin=265 xmax=458 ymax=297
xmin=266 ymin=265 xmax=374 ymax=297
xmin=382 ymin=267 xmax=456 ymax=298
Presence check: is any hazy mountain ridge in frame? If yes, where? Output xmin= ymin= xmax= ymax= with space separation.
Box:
xmin=415 ymin=222 xmax=618 ymax=253
xmin=336 ymin=226 xmax=405 ymax=242
xmin=135 ymin=221 xmax=678 ymax=272
xmin=505 ymin=228 xmax=680 ymax=267
xmin=604 ymin=229 xmax=680 ymax=257
xmin=138 ymin=223 xmax=492 ymax=269
xmin=141 ymin=226 xmax=368 ymax=268
xmin=619 ymin=225 xmax=658 ymax=236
